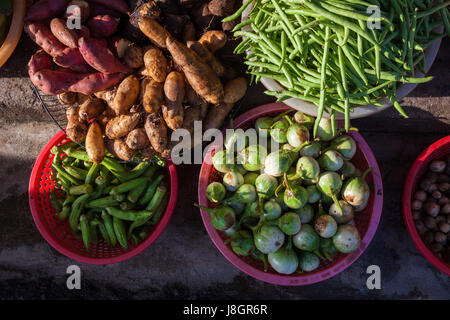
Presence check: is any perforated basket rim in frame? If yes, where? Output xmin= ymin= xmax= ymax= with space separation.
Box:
xmin=198 ymin=103 xmax=384 ymax=286
xmin=28 ymin=131 xmax=178 ymax=265
xmin=402 ymin=135 xmax=450 ymax=276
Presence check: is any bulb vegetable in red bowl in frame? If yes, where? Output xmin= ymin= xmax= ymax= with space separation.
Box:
xmin=197 ymin=103 xmax=383 ymax=285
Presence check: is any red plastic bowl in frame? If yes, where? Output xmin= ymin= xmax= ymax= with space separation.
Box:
xmin=198 ymin=103 xmax=384 ymax=286
xmin=403 ymin=136 xmax=450 ymax=276
xmin=29 ymin=131 xmax=178 ymax=265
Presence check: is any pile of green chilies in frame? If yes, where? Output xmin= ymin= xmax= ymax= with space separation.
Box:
xmin=49 ymin=142 xmax=169 ymax=252
xmin=225 ymin=0 xmax=450 ymax=134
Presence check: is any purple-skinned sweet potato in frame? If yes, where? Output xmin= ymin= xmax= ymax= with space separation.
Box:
xmin=53 ymin=47 xmax=92 ymax=73
xmin=24 ymin=22 xmax=66 ymax=57
xmin=87 ymin=15 xmax=120 ymax=37
xmin=28 ymin=50 xmax=53 ymax=75
xmin=88 ymin=2 xmax=123 ymax=17
xmin=50 ymin=18 xmax=79 ymax=48
xmin=25 ymin=0 xmax=69 ymax=21
xmin=78 ymin=37 xmax=129 ymax=74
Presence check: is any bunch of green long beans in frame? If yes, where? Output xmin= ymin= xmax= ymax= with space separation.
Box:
xmin=225 ymin=0 xmax=450 ymax=134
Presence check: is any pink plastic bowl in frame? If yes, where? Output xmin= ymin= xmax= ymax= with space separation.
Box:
xmin=29 ymin=131 xmax=178 ymax=265
xmin=198 ymin=103 xmax=384 ymax=286
xmin=403 ymin=136 xmax=450 ymax=276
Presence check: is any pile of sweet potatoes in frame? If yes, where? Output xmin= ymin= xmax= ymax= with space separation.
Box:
xmin=25 ymin=0 xmax=247 ymax=163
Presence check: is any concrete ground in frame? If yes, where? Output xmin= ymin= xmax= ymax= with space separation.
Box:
xmin=0 ymin=34 xmax=448 ymax=300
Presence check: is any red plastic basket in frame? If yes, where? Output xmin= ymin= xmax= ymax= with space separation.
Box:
xmin=198 ymin=103 xmax=384 ymax=286
xmin=28 ymin=131 xmax=178 ymax=264
xmin=403 ymin=135 xmax=450 ymax=276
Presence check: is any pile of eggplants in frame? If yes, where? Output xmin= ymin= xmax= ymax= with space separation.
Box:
xmin=198 ymin=111 xmax=371 ymax=274
xmin=49 ymin=142 xmax=169 ymax=252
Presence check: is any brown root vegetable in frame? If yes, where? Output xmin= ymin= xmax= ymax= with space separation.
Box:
xmin=125 ymin=128 xmax=150 ymax=150
xmin=187 ymin=41 xmax=225 ymax=77
xmin=86 ymin=121 xmax=105 ymax=163
xmin=112 ymin=139 xmax=135 ymax=160
xmin=78 ymin=37 xmax=129 ymax=74
xmin=222 ymin=19 xmax=238 ymax=32
xmin=105 ymin=113 xmax=140 ymax=139
xmin=24 ymin=22 xmax=66 ymax=57
xmin=223 ymin=77 xmax=247 ymax=103
xmin=182 ymin=106 xmax=202 ymax=137
xmin=88 ymin=15 xmax=120 ymax=37
xmin=180 ymin=0 xmax=196 ymax=9
xmin=143 ymin=46 xmax=169 ymax=82
xmin=221 ymin=63 xmax=238 ymax=82
xmin=208 ymin=0 xmax=235 ymax=17
xmin=190 ymin=3 xmax=220 ymax=32
xmin=198 ymin=30 xmax=227 ymax=53
xmin=66 ymin=107 xmax=88 ymax=142
xmin=141 ymin=146 xmax=157 ymax=160
xmin=77 ymin=93 xmax=90 ymax=105
xmin=162 ymin=71 xmax=185 ymax=130
xmin=185 ymin=83 xmax=209 ymax=119
xmin=88 ymin=0 xmax=129 ymax=14
xmin=25 ymin=0 xmax=68 ymax=21
xmin=109 ymin=37 xmax=132 ymax=58
xmin=57 ymin=92 xmax=77 ymax=106
xmin=142 ymin=78 xmax=164 ymax=114
xmin=65 ymin=0 xmax=90 ymax=23
xmin=124 ymin=44 xmax=144 ymax=69
xmin=144 ymin=113 xmax=168 ymax=153
xmin=166 ymin=36 xmax=223 ymax=104
xmin=50 ymin=18 xmax=79 ymax=48
xmin=79 ymin=97 xmax=106 ymax=120
xmin=94 ymin=86 xmax=117 ymax=107
xmin=204 ymin=102 xmax=234 ymax=130
xmin=96 ymin=114 xmax=111 ymax=132
xmin=53 ymin=48 xmax=92 ymax=73
xmin=138 ymin=5 xmax=170 ymax=48
xmin=182 ymin=21 xmax=197 ymax=43
xmin=112 ymin=75 xmax=140 ymax=115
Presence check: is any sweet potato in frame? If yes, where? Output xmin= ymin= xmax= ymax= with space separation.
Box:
xmin=88 ymin=15 xmax=120 ymax=37
xmin=162 ymin=71 xmax=185 ymax=130
xmin=105 ymin=113 xmax=140 ymax=139
xmin=31 ymin=68 xmax=122 ymax=95
xmin=25 ymin=0 xmax=69 ymax=21
xmin=66 ymin=106 xmax=88 ymax=142
xmin=123 ymin=43 xmax=144 ymax=69
xmin=50 ymin=18 xmax=78 ymax=48
xmin=77 ymin=93 xmax=90 ymax=105
xmin=185 ymin=83 xmax=209 ymax=119
xmin=208 ymin=0 xmax=235 ymax=17
xmin=204 ymin=102 xmax=234 ymax=130
xmin=142 ymin=79 xmax=164 ymax=114
xmin=182 ymin=20 xmax=197 ymax=43
xmin=222 ymin=20 xmax=238 ymax=32
xmin=166 ymin=36 xmax=223 ymax=104
xmin=112 ymin=75 xmax=140 ymax=115
xmin=68 ymin=72 xmax=125 ymax=95
xmin=143 ymin=47 xmax=169 ymax=83
xmin=198 ymin=30 xmax=227 ymax=52
xmin=144 ymin=112 xmax=168 ymax=153
xmin=28 ymin=50 xmax=53 ymax=75
xmin=78 ymin=37 xmax=129 ymax=74
xmin=138 ymin=6 xmax=170 ymax=48
xmin=96 ymin=114 xmax=111 ymax=132
xmin=109 ymin=139 xmax=135 ymax=160
xmin=86 ymin=121 xmax=105 ymax=163
xmin=129 ymin=104 xmax=143 ymax=114
xmin=24 ymin=22 xmax=66 ymax=57
xmin=223 ymin=77 xmax=247 ymax=104
xmin=187 ymin=41 xmax=225 ymax=77
xmin=182 ymin=105 xmax=202 ymax=137
xmin=125 ymin=128 xmax=150 ymax=150
xmin=53 ymin=48 xmax=92 ymax=73
xmin=88 ymin=0 xmax=129 ymax=14
xmin=79 ymin=97 xmax=105 ymax=120
xmin=89 ymin=2 xmax=123 ymax=17
xmin=65 ymin=0 xmax=90 ymax=22
xmin=57 ymin=92 xmax=77 ymax=106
